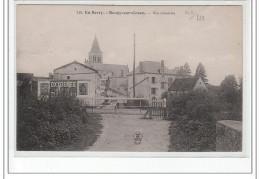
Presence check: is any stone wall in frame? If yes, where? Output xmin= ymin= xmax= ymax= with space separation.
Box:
xmin=216 ymin=120 xmax=242 ymax=152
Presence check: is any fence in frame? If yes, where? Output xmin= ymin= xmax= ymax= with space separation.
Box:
xmin=79 ymin=97 xmax=167 ymax=118
xmin=78 ymin=97 xmax=150 ymax=115
xmin=149 ymin=99 xmax=167 ymax=118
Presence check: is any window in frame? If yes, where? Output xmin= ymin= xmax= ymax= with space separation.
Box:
xmin=67 ymin=76 xmax=70 ymax=80
xmin=151 ymin=88 xmax=156 ymax=95
xmin=79 ymin=83 xmax=88 ymax=95
xmin=161 ymin=82 xmax=165 ymax=89
xmin=152 ymin=77 xmax=156 ymax=84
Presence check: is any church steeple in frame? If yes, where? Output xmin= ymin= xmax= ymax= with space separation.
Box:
xmin=88 ymin=35 xmax=103 ymax=63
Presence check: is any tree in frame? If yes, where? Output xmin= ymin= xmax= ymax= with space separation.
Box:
xmin=183 ymin=62 xmax=191 ymax=75
xmin=195 ymin=63 xmax=208 ymax=84
xmin=220 ymin=75 xmax=239 ymax=104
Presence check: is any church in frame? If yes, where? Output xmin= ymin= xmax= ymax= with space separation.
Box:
xmin=85 ymin=36 xmax=129 ymax=97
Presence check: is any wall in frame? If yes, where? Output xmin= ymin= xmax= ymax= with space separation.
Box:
xmin=53 ymin=63 xmax=101 ymax=97
xmin=36 ymin=80 xmax=50 ymax=98
xmin=216 ymin=120 xmax=242 ymax=152
xmin=194 ymin=77 xmax=207 ymax=90
xmin=127 ymin=73 xmax=177 ymax=99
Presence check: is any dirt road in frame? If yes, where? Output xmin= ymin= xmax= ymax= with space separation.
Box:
xmin=87 ymin=114 xmax=171 ymax=152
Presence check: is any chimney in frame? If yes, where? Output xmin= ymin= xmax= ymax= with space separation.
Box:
xmin=180 ymin=66 xmax=184 ymax=71
xmin=139 ymin=62 xmax=144 ymax=72
xmin=160 ymin=60 xmax=165 ymax=75
xmin=49 ymin=73 xmax=53 ymax=79
xmin=161 ymin=60 xmax=164 ymax=69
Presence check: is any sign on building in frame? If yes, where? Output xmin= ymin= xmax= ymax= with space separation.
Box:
xmin=39 ymin=82 xmax=50 ymax=98
xmin=50 ymin=81 xmax=77 ymax=97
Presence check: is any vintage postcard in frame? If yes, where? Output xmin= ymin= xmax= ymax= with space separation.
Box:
xmin=9 ymin=0 xmax=253 ymax=174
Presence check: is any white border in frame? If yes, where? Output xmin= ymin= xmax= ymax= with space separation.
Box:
xmin=8 ymin=0 xmax=252 ymax=173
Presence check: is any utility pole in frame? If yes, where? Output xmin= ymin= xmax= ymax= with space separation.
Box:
xmin=133 ymin=33 xmax=136 ymax=98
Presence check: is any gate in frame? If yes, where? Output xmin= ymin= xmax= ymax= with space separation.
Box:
xmin=149 ymin=98 xmax=167 ymax=118
xmin=143 ymin=98 xmax=167 ymax=119
xmin=79 ymin=97 xmax=150 ymax=115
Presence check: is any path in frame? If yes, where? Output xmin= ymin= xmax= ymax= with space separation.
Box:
xmin=87 ymin=114 xmax=171 ymax=152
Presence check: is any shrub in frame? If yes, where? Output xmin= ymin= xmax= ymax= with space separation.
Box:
xmin=167 ymin=90 xmax=220 ymax=151
xmin=17 ymin=91 xmax=102 ymax=151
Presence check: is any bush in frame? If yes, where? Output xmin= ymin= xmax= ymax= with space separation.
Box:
xmin=17 ymin=92 xmax=102 ymax=151
xmin=167 ymin=90 xmax=220 ymax=151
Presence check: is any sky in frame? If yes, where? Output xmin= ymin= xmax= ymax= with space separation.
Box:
xmin=16 ymin=5 xmax=242 ymax=85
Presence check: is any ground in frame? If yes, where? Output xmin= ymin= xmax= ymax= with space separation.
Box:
xmin=87 ymin=113 xmax=171 ymax=152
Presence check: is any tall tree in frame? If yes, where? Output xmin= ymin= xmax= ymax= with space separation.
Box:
xmin=220 ymin=75 xmax=239 ymax=104
xmin=195 ymin=63 xmax=208 ymax=84
xmin=183 ymin=62 xmax=191 ymax=75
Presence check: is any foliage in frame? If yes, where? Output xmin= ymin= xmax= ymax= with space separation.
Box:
xmin=183 ymin=62 xmax=191 ymax=75
xmin=195 ymin=62 xmax=208 ymax=84
xmin=177 ymin=63 xmax=191 ymax=76
xmin=167 ymin=74 xmax=242 ymax=151
xmin=167 ymin=90 xmax=221 ymax=151
xmin=219 ymin=75 xmax=242 ymax=121
xmin=17 ymin=91 xmax=102 ymax=151
xmin=161 ymin=91 xmax=169 ymax=99
xmin=220 ymin=75 xmax=239 ymax=103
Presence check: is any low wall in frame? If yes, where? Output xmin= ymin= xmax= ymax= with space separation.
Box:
xmin=216 ymin=120 xmax=242 ymax=152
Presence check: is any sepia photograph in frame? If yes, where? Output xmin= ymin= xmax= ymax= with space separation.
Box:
xmin=16 ymin=4 xmax=243 ymax=153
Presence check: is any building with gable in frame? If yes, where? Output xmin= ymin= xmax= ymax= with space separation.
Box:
xmin=168 ymin=77 xmax=207 ymax=95
xmin=52 ymin=61 xmax=102 ymax=98
xmin=85 ymin=36 xmax=129 ymax=96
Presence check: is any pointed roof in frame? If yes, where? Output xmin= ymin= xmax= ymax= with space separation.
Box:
xmin=54 ymin=60 xmax=100 ymax=74
xmin=169 ymin=77 xmax=200 ymax=91
xmin=90 ymin=36 xmax=102 ymax=53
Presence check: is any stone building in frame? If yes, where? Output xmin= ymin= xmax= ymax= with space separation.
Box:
xmin=127 ymin=60 xmax=179 ymax=99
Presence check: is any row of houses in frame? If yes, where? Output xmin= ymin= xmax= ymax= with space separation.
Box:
xmin=17 ymin=36 xmax=207 ymax=101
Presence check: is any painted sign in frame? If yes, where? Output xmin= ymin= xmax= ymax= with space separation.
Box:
xmin=39 ymin=83 xmax=50 ymax=97
xmin=50 ymin=81 xmax=77 ymax=97
xmin=79 ymin=83 xmax=88 ymax=95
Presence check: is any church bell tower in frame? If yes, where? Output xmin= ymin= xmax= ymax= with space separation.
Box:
xmin=88 ymin=36 xmax=103 ymax=63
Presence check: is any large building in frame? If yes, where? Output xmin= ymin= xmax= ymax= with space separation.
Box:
xmin=85 ymin=36 xmax=129 ymax=97
xmin=127 ymin=60 xmax=180 ymax=99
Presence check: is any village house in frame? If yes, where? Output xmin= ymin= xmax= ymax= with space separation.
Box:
xmin=127 ymin=60 xmax=179 ymax=99
xmin=85 ymin=36 xmax=129 ymax=97
xmin=168 ymin=77 xmax=207 ymax=95
xmin=52 ymin=61 xmax=102 ymax=100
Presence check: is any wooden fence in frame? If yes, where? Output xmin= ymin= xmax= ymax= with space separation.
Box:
xmin=149 ymin=99 xmax=167 ymax=118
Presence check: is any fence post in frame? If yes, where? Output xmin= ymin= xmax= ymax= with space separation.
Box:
xmin=139 ymin=100 xmax=142 ymax=114
xmin=92 ymin=98 xmax=94 ymax=114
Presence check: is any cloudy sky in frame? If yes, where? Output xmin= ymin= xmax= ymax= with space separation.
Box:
xmin=16 ymin=5 xmax=242 ymax=85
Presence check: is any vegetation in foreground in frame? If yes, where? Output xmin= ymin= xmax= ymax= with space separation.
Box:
xmin=17 ymin=81 xmax=103 ymax=151
xmin=166 ymin=64 xmax=242 ymax=152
